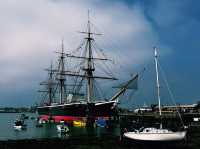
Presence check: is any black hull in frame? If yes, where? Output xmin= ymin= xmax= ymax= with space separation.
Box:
xmin=37 ymin=101 xmax=118 ymax=118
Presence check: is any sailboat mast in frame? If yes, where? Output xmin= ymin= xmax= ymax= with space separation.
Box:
xmin=86 ymin=11 xmax=94 ymax=103
xmin=154 ymin=47 xmax=162 ymax=119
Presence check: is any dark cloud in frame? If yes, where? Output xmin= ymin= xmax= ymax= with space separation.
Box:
xmin=0 ymin=0 xmax=159 ymax=106
xmin=1 ymin=0 xmax=199 ymax=107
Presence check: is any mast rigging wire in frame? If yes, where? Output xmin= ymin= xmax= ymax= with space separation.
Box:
xmin=158 ymin=60 xmax=185 ymax=128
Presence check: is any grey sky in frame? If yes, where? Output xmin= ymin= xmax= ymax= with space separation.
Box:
xmin=0 ymin=0 xmax=199 ymax=108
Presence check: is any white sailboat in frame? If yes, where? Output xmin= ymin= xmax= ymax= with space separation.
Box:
xmin=124 ymin=127 xmax=186 ymax=141
xmin=123 ymin=47 xmax=187 ymax=142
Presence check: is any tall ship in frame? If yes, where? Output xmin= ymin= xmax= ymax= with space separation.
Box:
xmin=37 ymin=14 xmax=138 ymax=123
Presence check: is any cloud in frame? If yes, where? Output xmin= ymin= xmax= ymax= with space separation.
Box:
xmin=0 ymin=0 xmax=161 ymax=106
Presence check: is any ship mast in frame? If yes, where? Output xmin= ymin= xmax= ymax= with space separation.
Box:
xmin=154 ymin=47 xmax=162 ymax=129
xmin=85 ymin=11 xmax=94 ymax=103
xmin=39 ymin=62 xmax=55 ymax=105
xmin=48 ymin=62 xmax=54 ymax=104
xmin=57 ymin=40 xmax=66 ymax=104
xmin=63 ymin=12 xmax=117 ymax=103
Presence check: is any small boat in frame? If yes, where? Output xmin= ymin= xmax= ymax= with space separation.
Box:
xmin=96 ymin=118 xmax=106 ymax=127
xmin=123 ymin=48 xmax=187 ymax=142
xmin=35 ymin=118 xmax=46 ymax=127
xmin=59 ymin=120 xmax=65 ymax=124
xmin=14 ymin=120 xmax=26 ymax=130
xmin=56 ymin=124 xmax=69 ymax=133
xmin=73 ymin=120 xmax=86 ymax=127
xmin=38 ymin=119 xmax=47 ymax=124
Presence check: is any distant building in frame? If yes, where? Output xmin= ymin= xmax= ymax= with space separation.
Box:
xmin=134 ymin=103 xmax=152 ymax=113
xmin=134 ymin=107 xmax=152 ymax=113
xmin=133 ymin=103 xmax=200 ymax=114
xmin=161 ymin=104 xmax=197 ymax=113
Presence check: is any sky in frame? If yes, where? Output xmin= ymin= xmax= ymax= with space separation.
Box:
xmin=0 ymin=0 xmax=200 ymax=108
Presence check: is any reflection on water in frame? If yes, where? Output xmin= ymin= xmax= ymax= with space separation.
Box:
xmin=57 ymin=132 xmax=69 ymax=139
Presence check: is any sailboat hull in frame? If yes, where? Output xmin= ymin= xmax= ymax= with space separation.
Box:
xmin=124 ymin=131 xmax=187 ymax=142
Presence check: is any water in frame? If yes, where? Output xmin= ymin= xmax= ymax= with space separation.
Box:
xmin=0 ymin=113 xmax=53 ymax=140
xmin=0 ymin=113 xmax=120 ymax=140
xmin=0 ymin=113 xmax=200 ymax=149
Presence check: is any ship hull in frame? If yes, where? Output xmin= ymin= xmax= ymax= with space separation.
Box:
xmin=37 ymin=101 xmax=118 ymax=122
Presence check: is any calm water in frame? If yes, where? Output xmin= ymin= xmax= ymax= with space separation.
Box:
xmin=0 ymin=113 xmax=120 ymax=140
xmin=0 ymin=113 xmax=200 ymax=149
